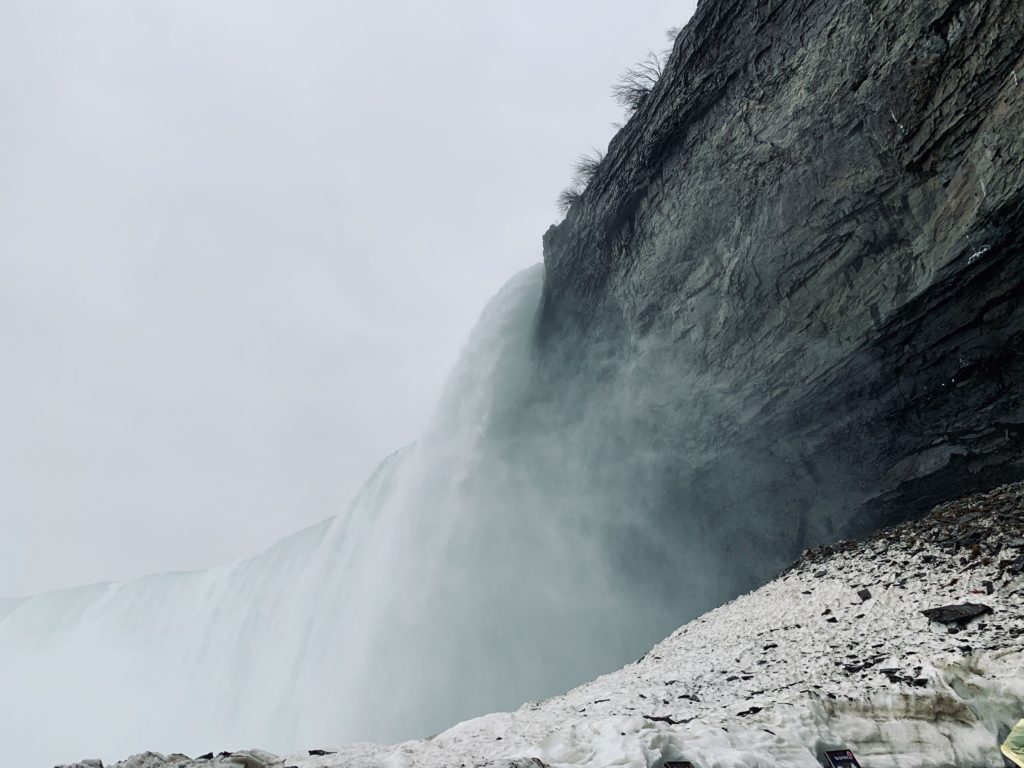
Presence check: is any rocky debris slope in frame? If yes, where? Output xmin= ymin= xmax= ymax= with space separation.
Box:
xmin=82 ymin=482 xmax=1024 ymax=768
xmin=539 ymin=0 xmax=1024 ymax=545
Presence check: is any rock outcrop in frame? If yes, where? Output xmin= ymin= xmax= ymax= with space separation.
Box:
xmin=540 ymin=0 xmax=1024 ymax=542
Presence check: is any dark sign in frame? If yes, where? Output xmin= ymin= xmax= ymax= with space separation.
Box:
xmin=824 ymin=750 xmax=862 ymax=768
xmin=663 ymin=763 xmax=695 ymax=768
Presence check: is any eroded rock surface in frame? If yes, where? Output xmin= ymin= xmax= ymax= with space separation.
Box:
xmin=541 ymin=0 xmax=1024 ymax=548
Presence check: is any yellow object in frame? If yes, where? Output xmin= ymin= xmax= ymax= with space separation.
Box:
xmin=1003 ymin=719 xmax=1024 ymax=768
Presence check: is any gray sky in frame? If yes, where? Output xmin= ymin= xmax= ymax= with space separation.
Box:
xmin=0 ymin=0 xmax=695 ymax=597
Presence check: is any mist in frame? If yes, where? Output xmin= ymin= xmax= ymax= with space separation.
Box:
xmin=0 ymin=262 xmax=740 ymax=766
xmin=1 ymin=230 xmax=845 ymax=766
xmin=0 ymin=0 xmax=694 ymax=597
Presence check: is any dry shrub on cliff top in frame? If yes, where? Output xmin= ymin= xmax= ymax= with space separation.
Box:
xmin=557 ymin=185 xmax=583 ymax=215
xmin=572 ymin=148 xmax=605 ymax=187
xmin=612 ymin=51 xmax=664 ymax=112
xmin=612 ymin=26 xmax=680 ymax=114
xmin=562 ymin=24 xmax=680 ymax=214
xmin=557 ymin=148 xmax=606 ymax=215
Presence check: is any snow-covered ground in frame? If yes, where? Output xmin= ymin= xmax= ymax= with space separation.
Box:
xmin=70 ymin=483 xmax=1024 ymax=768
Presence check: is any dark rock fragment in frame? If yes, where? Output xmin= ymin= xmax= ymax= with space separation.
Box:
xmin=643 ymin=714 xmax=689 ymax=725
xmin=921 ymin=603 xmax=993 ymax=625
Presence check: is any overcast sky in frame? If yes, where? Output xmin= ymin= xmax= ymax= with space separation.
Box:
xmin=0 ymin=1 xmax=696 ymax=597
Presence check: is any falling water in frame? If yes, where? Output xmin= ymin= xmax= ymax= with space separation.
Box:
xmin=0 ymin=263 xmax=798 ymax=766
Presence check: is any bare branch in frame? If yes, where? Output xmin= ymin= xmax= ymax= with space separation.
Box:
xmin=571 ymin=148 xmax=605 ymax=188
xmin=611 ymin=51 xmax=663 ymax=112
xmin=557 ymin=186 xmax=584 ymax=215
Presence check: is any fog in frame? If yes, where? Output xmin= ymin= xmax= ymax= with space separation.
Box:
xmin=0 ymin=0 xmax=695 ymax=597
xmin=0 ymin=261 xmax=741 ymax=766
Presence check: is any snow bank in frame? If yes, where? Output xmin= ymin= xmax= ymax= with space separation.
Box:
xmin=75 ymin=483 xmax=1024 ymax=768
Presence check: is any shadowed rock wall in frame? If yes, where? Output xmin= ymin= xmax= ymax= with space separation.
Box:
xmin=538 ymin=0 xmax=1024 ymax=540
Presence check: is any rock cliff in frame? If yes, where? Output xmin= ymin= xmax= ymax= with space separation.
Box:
xmin=539 ymin=0 xmax=1024 ymax=545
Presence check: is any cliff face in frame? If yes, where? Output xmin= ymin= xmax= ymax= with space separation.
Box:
xmin=539 ymin=0 xmax=1024 ymax=535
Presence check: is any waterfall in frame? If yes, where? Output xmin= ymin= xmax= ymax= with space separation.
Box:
xmin=0 ymin=263 xmax=752 ymax=767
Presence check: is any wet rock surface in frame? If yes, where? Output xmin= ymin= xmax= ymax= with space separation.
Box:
xmin=539 ymin=0 xmax=1024 ymax=548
